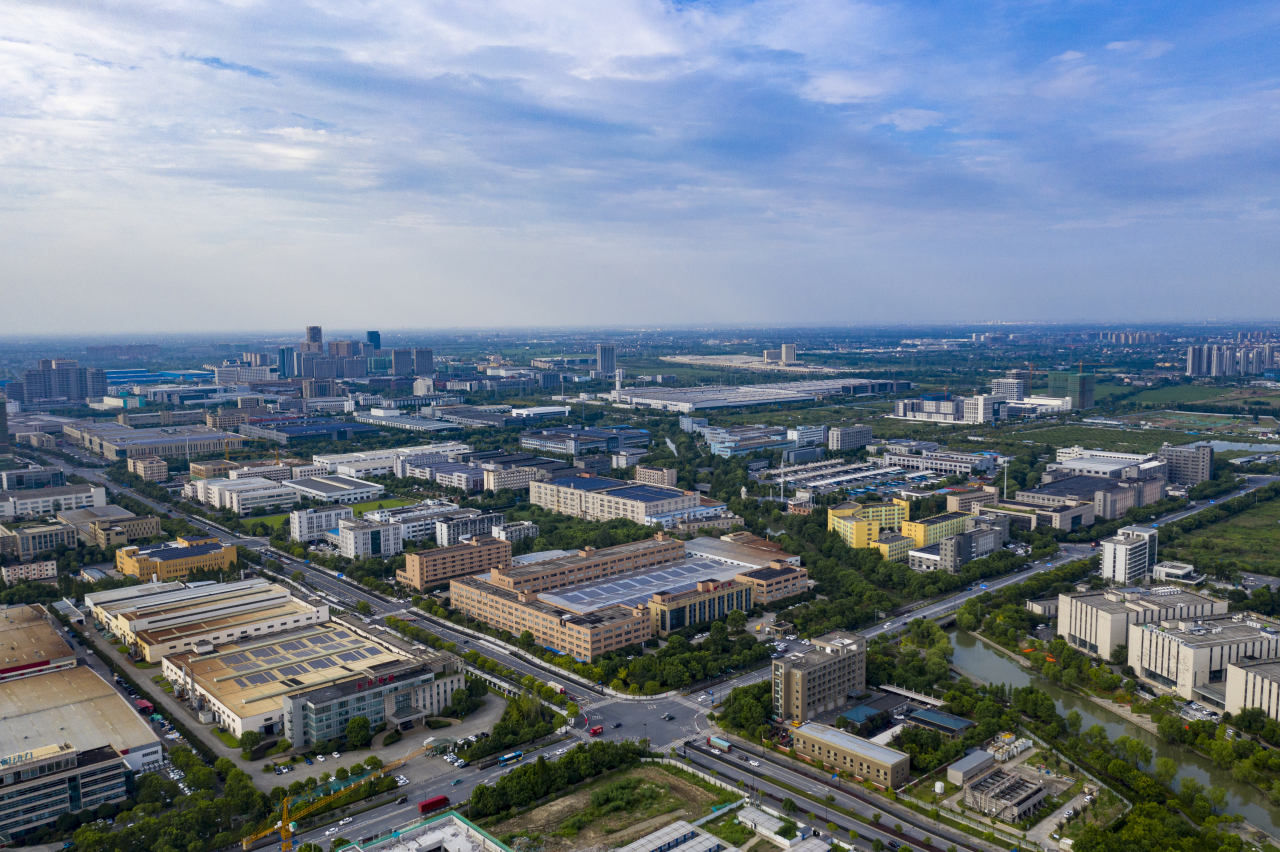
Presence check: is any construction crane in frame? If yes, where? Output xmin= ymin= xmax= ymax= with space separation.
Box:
xmin=241 ymin=741 xmax=436 ymax=851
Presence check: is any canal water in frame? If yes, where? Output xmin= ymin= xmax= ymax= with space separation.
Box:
xmin=946 ymin=627 xmax=1280 ymax=833
xmin=1205 ymin=441 xmax=1280 ymax=452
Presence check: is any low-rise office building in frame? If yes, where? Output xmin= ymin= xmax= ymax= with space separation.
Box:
xmin=289 ymin=505 xmax=356 ymax=542
xmin=1158 ymin=443 xmax=1214 ymax=487
xmin=635 ymin=465 xmax=679 ymax=487
xmin=827 ymin=500 xmax=911 ymax=549
xmin=435 ymin=510 xmax=506 ymax=547
xmin=361 ymin=500 xmax=460 ymax=540
xmin=1100 ymin=526 xmax=1159 ymax=584
xmin=0 ymin=560 xmax=57 ymax=584
xmin=946 ymin=489 xmax=998 ymax=513
xmin=773 ymin=631 xmax=867 ymax=723
xmin=126 ymin=456 xmax=169 ymax=482
xmin=0 ymin=522 xmax=79 ymax=561
xmin=0 ymin=466 xmax=66 ymax=491
xmin=487 ymin=535 xmax=684 ymax=594
xmin=1058 ymin=587 xmax=1224 ymax=659
xmin=791 ymin=722 xmax=909 ymax=788
xmin=397 ymin=536 xmax=513 ymax=592
xmin=58 ymin=506 xmax=162 ymax=548
xmin=901 ymin=511 xmax=971 ymax=549
xmin=735 ymin=563 xmax=809 ymax=603
xmin=648 ymin=579 xmax=752 ymax=637
xmin=1131 ymin=611 xmax=1280 ymax=705
xmin=829 ymin=424 xmax=873 ymax=451
xmin=491 ymin=520 xmax=539 ymax=543
xmin=115 ymin=535 xmax=238 ymax=582
xmin=529 ymin=476 xmax=700 ymax=524
xmin=0 ymin=484 xmax=107 ymax=521
xmin=336 ymin=517 xmax=404 ymax=559
xmin=1226 ymin=659 xmax=1280 ymax=720
xmin=683 ymin=535 xmax=802 ymax=569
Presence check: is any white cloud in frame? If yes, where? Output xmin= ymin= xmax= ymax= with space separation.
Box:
xmin=1107 ymin=39 xmax=1173 ymax=58
xmin=880 ymin=108 xmax=944 ymax=131
xmin=1053 ymin=50 xmax=1086 ymax=62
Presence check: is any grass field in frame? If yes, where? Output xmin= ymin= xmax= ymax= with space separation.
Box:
xmin=1129 ymin=386 xmax=1236 ymax=404
xmin=1001 ymin=425 xmax=1197 ymax=453
xmin=1165 ymin=497 xmax=1280 ymax=575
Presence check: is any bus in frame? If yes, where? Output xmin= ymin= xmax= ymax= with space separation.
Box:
xmin=498 ymin=751 xmax=524 ymax=767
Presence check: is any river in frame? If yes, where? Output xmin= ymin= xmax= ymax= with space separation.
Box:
xmin=946 ymin=627 xmax=1280 ymax=833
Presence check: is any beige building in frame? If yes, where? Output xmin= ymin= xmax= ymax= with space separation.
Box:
xmin=450 ymin=576 xmax=651 ymax=661
xmin=205 ymin=408 xmax=250 ymax=430
xmin=397 ymin=536 xmax=512 ymax=592
xmin=0 ymin=604 xmax=78 ymax=682
xmin=1131 ymin=611 xmax=1280 ymax=703
xmin=93 ymin=578 xmax=328 ymax=663
xmin=189 ymin=459 xmax=240 ymax=480
xmin=529 ymin=476 xmax=699 ymax=524
xmin=1058 ymin=587 xmax=1225 ymax=659
xmin=792 ymin=722 xmax=909 ymax=788
xmin=772 ymin=631 xmax=866 ymax=723
xmin=0 ymin=560 xmax=57 ymax=584
xmin=735 ymin=563 xmax=809 ymax=603
xmin=127 ymin=456 xmax=169 ymax=482
xmin=648 ymin=579 xmax=752 ymax=637
xmin=488 ymin=535 xmax=684 ymax=594
xmin=946 ymin=489 xmax=998 ymax=513
xmin=0 ymin=522 xmax=78 ymax=561
xmin=635 ymin=465 xmax=678 ymax=487
xmin=1225 ymin=659 xmax=1280 ymax=720
xmin=59 ymin=506 xmax=162 ymax=548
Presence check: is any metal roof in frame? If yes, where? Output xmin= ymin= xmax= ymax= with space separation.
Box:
xmin=538 ymin=557 xmax=743 ymax=613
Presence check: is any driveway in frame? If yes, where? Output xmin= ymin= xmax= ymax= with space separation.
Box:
xmin=1026 ymin=789 xmax=1089 ymax=848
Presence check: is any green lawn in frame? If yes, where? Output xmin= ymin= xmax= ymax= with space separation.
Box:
xmin=349 ymin=498 xmax=418 ymax=516
xmin=1165 ymin=497 xmax=1280 ymax=576
xmin=214 ymin=729 xmax=240 ymax=748
xmin=1129 ymin=386 xmax=1235 ymax=404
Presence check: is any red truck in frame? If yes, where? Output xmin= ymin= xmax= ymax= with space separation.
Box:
xmin=418 ymin=795 xmax=450 ymax=815
xmin=589 ymin=725 xmax=604 ymax=736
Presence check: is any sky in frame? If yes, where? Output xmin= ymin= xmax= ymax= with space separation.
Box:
xmin=3 ymin=0 xmax=1278 ymax=332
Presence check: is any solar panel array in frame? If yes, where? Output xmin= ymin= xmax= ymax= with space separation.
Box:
xmin=539 ymin=557 xmax=741 ymax=613
xmin=222 ymin=629 xmax=382 ymax=690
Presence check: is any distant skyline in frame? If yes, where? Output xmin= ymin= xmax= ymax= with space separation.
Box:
xmin=4 ymin=1 xmax=1278 ymax=332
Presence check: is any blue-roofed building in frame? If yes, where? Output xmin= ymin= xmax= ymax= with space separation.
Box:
xmin=239 ymin=420 xmax=379 ymax=445
xmin=840 ymin=705 xmax=885 ymax=726
xmin=907 ymin=707 xmax=975 ymax=738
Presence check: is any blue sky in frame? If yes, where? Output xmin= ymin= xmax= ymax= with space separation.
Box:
xmin=2 ymin=0 xmax=1277 ymax=331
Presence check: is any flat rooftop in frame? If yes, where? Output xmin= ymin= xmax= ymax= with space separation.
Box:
xmin=1228 ymin=659 xmax=1280 ymax=682
xmin=1065 ymin=587 xmax=1219 ymax=616
xmin=541 ymin=476 xmax=624 ymax=492
xmin=453 ymin=576 xmax=642 ymax=634
xmin=0 ymin=665 xmax=159 ymax=757
xmin=915 ymin=511 xmax=971 ymax=526
xmin=684 ymin=536 xmax=792 ymax=568
xmin=288 ymin=475 xmax=377 ymax=494
xmin=135 ymin=598 xmax=319 ymax=647
xmin=502 ymin=536 xmax=681 ymax=580
xmin=1141 ymin=613 xmax=1280 ymax=648
xmin=57 ymin=506 xmax=137 ymax=525
xmin=130 ymin=540 xmax=229 ymax=562
xmin=510 ymin=549 xmax=574 ymax=567
xmin=538 ymin=557 xmax=744 ymax=613
xmin=85 ymin=581 xmax=187 ymax=609
xmin=0 ymin=604 xmax=76 ymax=672
xmin=93 ymin=578 xmax=274 ymax=619
xmin=167 ymin=624 xmax=410 ymax=719
xmin=795 ymin=722 xmax=910 ymax=765
xmin=1021 ymin=474 xmax=1123 ymax=498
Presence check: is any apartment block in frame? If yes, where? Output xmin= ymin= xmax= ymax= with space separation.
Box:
xmin=397 ymin=536 xmax=512 ymax=592
xmin=1058 ymin=586 xmax=1224 ymax=659
xmin=772 ymin=631 xmax=866 ymax=723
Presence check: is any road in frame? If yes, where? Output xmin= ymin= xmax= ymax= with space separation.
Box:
xmin=56 ymin=458 xmax=1280 ymax=846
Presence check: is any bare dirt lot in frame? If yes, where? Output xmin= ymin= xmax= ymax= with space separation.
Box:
xmin=494 ymin=765 xmax=722 ymax=852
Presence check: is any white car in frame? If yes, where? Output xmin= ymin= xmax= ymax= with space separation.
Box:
xmin=316 ymin=755 xmax=325 ymax=762
xmin=340 ymin=817 xmax=353 ymax=825
xmin=333 ymin=752 xmax=341 ymax=758
xmin=326 ymin=828 xmax=339 ymax=835
xmin=711 ymin=749 xmax=722 ymax=755
xmin=397 ymin=779 xmax=409 ymax=787
xmin=749 ymin=760 xmax=760 ymax=767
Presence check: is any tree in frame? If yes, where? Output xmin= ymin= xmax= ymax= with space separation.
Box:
xmin=364 ymin=755 xmax=384 ymax=771
xmin=727 ymin=610 xmax=747 ymax=630
xmin=1207 ymin=785 xmax=1228 ymax=814
xmin=239 ymin=730 xmax=262 ymax=752
xmin=1110 ymin=644 xmax=1128 ymax=666
xmin=346 ymin=716 xmax=372 ymax=748
xmin=782 ymin=797 xmax=798 ymax=813
xmin=291 ymin=570 xmax=306 ymax=584
xmin=1065 ymin=710 xmax=1082 ymax=737
xmin=335 ymin=766 xmax=350 ymax=781
xmin=1154 ymin=757 xmax=1177 ymax=787
xmin=467 ymin=677 xmax=489 ymax=699
xmin=357 ymin=601 xmax=373 ymax=616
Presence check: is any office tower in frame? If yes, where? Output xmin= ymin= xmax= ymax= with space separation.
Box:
xmin=412 ymin=348 xmax=434 ymax=375
xmin=1006 ymin=368 xmax=1032 ymax=387
xmin=277 ymin=346 xmax=295 ymax=378
xmin=1100 ymin=526 xmax=1158 ymax=584
xmin=366 ymin=331 xmax=381 ymax=351
xmin=1047 ymin=372 xmax=1095 ymax=409
xmin=991 ymin=377 xmax=1026 ymax=400
xmin=596 ymin=344 xmax=617 ymax=377
xmin=311 ymin=358 xmax=339 ymax=380
xmin=0 ymin=394 xmax=7 ymax=453
xmin=389 ymin=349 xmax=413 ymax=376
xmin=294 ymin=351 xmax=318 ymax=378
xmin=781 ymin=343 xmax=797 ymax=364
xmin=339 ymin=357 xmax=367 ymax=379
xmin=301 ymin=325 xmax=324 ymax=354
xmin=20 ymin=360 xmax=106 ymax=404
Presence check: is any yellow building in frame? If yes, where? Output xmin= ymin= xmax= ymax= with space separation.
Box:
xmin=828 ymin=499 xmax=910 ymax=549
xmin=901 ymin=511 xmax=971 ymax=549
xmin=874 ymin=533 xmax=914 ymax=563
xmin=116 ymin=536 xmax=237 ymax=581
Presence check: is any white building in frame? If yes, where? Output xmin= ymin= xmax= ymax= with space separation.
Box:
xmin=991 ymin=378 xmax=1026 ymax=400
xmin=363 ymin=500 xmax=461 ymax=540
xmin=787 ymin=424 xmax=828 ymax=448
xmin=491 ymin=521 xmax=540 ymax=543
xmin=284 ymin=475 xmax=385 ymax=504
xmin=311 ymin=443 xmax=471 ymax=474
xmin=289 ymin=505 xmax=356 ymax=542
xmin=828 ymin=425 xmax=872 ymax=451
xmin=1131 ymin=612 xmax=1280 ymax=703
xmin=187 ymin=476 xmax=299 ymax=515
xmin=0 ymin=485 xmax=107 ymax=521
xmin=0 ymin=560 xmax=57 ymax=584
xmin=962 ymin=394 xmax=1006 ymax=425
xmin=337 ymin=518 xmax=404 ymax=559
xmin=436 ymin=511 xmax=506 ymax=546
xmin=1100 ymin=526 xmax=1159 ymax=584
xmin=1058 ymin=586 xmax=1225 ymax=659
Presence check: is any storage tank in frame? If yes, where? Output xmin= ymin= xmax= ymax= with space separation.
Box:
xmin=934 ymin=781 xmax=945 ymax=795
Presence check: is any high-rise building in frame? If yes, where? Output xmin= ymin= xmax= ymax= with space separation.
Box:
xmin=20 ymin=360 xmax=106 ymax=404
xmin=391 ymin=349 xmax=413 ymax=376
xmin=828 ymin=424 xmax=872 ymax=451
xmin=1100 ymin=526 xmax=1158 ymax=584
xmin=991 ymin=377 xmax=1026 ymax=400
xmin=781 ymin=343 xmax=797 ymax=364
xmin=366 ymin=330 xmax=381 ymax=351
xmin=413 ymin=348 xmax=434 ymax=374
xmin=772 ymin=631 xmax=865 ymax=723
xmin=302 ymin=325 xmax=324 ymax=354
xmin=1047 ymin=372 xmax=1095 ymax=409
xmin=328 ymin=340 xmax=357 ymax=357
xmin=0 ymin=394 xmax=7 ymax=453
xmin=277 ymin=346 xmax=295 ymax=378
xmin=596 ymin=344 xmax=617 ymax=377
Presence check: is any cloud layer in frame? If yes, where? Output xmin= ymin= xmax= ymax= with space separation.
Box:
xmin=2 ymin=0 xmax=1278 ymax=331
